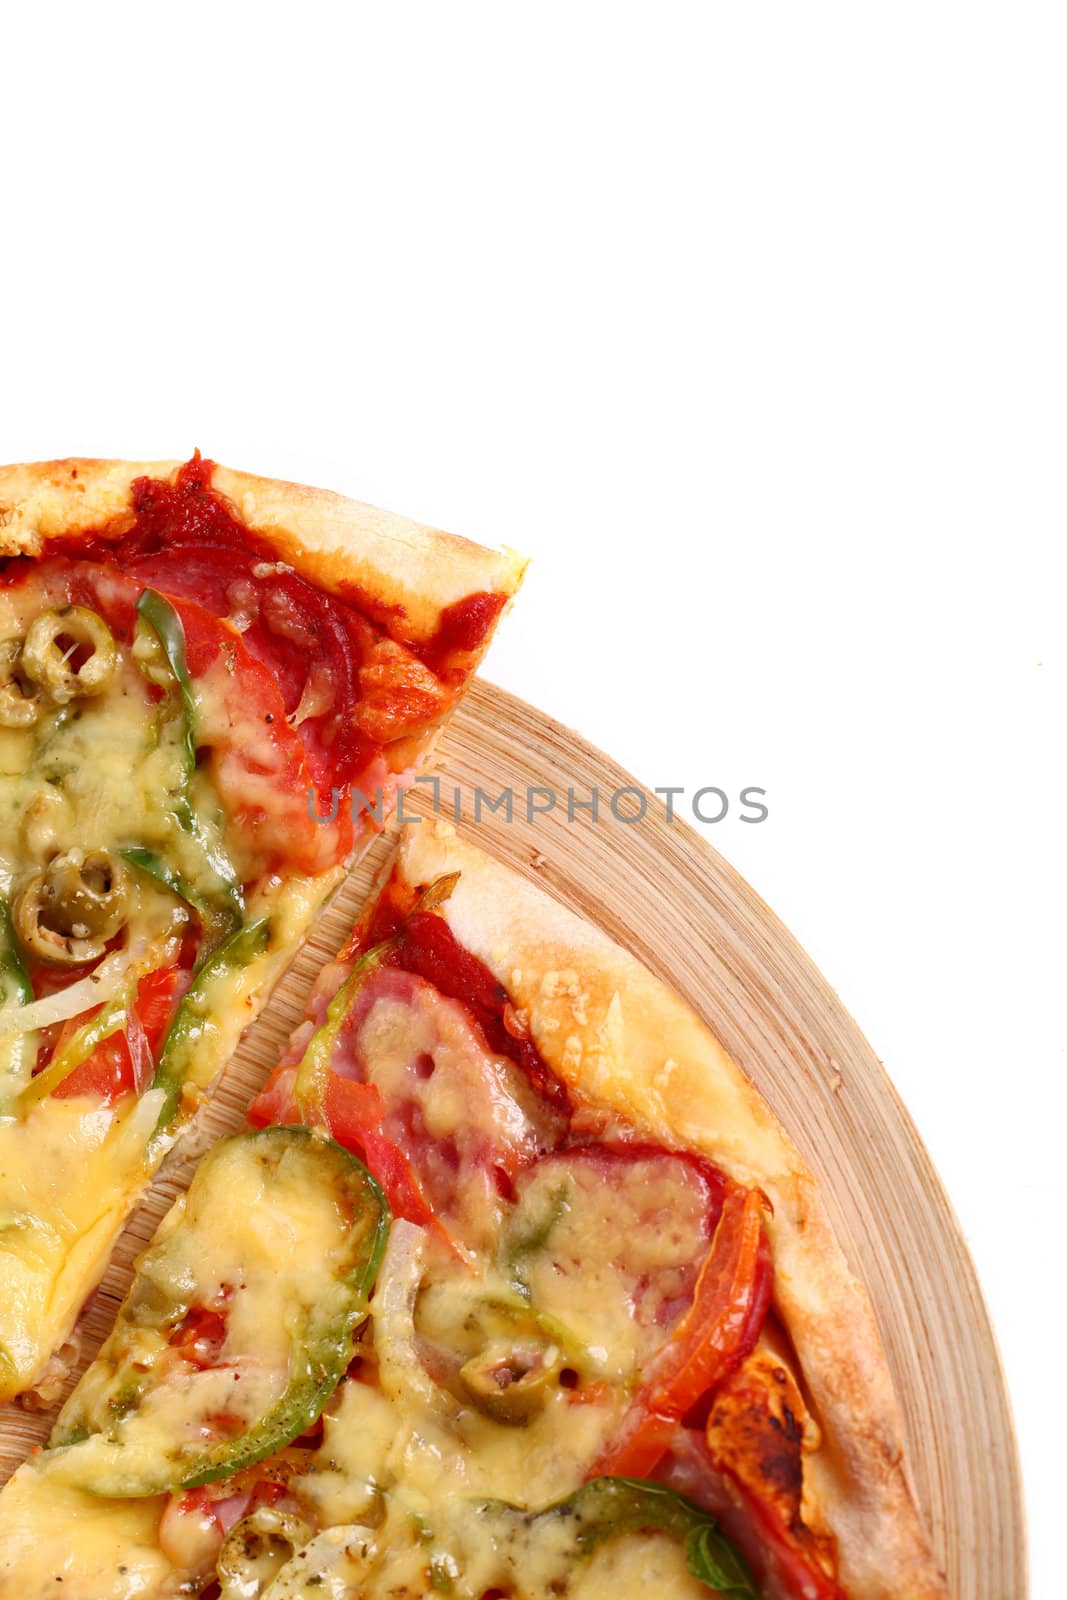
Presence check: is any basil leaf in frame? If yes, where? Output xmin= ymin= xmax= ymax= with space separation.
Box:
xmin=0 ymin=896 xmax=36 ymax=1107
xmin=685 ymin=1522 xmax=761 ymax=1597
xmin=481 ymin=1476 xmax=763 ymax=1597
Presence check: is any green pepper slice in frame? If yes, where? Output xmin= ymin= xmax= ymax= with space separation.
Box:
xmin=14 ymin=991 xmax=129 ymax=1112
xmin=135 ymin=587 xmax=198 ymax=781
xmin=148 ymin=917 xmax=270 ymax=1143
xmin=120 ymin=845 xmax=240 ymax=952
xmin=293 ymin=871 xmax=462 ymax=1128
xmin=133 ymin=588 xmax=243 ymax=930
xmin=0 ymin=896 xmax=35 ymax=1108
xmin=293 ymin=941 xmax=392 ymax=1126
xmin=475 ymin=1477 xmax=761 ymax=1597
xmin=46 ymin=1126 xmax=389 ymax=1496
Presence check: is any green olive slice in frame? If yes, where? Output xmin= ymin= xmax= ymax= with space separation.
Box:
xmin=13 ymin=849 xmax=130 ymax=965
xmin=20 ymin=606 xmax=119 ymax=705
xmin=458 ymin=1335 xmax=564 ymax=1422
xmin=0 ymin=638 xmax=41 ymax=729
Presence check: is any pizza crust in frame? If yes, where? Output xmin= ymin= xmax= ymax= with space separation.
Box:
xmin=396 ymin=820 xmax=948 ymax=1600
xmin=0 ymin=458 xmax=526 ymax=639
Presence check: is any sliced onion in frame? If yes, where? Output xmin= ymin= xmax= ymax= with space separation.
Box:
xmin=125 ymin=1005 xmax=153 ymax=1094
xmin=372 ymin=1220 xmax=443 ymax=1410
xmin=0 ymin=947 xmax=133 ymax=1037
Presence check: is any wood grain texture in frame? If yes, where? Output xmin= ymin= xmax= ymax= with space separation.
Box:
xmin=0 ymin=682 xmax=1025 ymax=1597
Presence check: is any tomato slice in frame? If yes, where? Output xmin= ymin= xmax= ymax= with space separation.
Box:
xmin=169 ymin=1307 xmax=228 ymax=1371
xmin=52 ymin=965 xmax=189 ymax=1104
xmin=731 ymin=1482 xmax=848 ymax=1600
xmin=321 ymin=1076 xmax=467 ymax=1261
xmin=589 ymin=1186 xmax=772 ymax=1478
xmin=248 ymin=1059 xmax=466 ymax=1263
xmin=49 ymin=1028 xmax=132 ymax=1105
xmin=17 ymin=557 xmax=353 ymax=875
xmin=164 ymin=592 xmax=351 ymax=873
xmin=135 ymin=965 xmax=192 ymax=1053
xmin=247 ymin=1064 xmax=301 ymax=1129
xmin=320 ymin=1076 xmax=433 ymax=1228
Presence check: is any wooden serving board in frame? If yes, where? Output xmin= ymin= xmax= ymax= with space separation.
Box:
xmin=0 ymin=682 xmax=1025 ymax=1598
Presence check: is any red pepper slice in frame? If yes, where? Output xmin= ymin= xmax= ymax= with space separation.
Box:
xmin=14 ymin=556 xmax=351 ymax=876
xmin=711 ymin=1442 xmax=847 ymax=1600
xmin=589 ymin=1186 xmax=771 ymax=1479
xmin=656 ymin=1425 xmax=846 ymax=1600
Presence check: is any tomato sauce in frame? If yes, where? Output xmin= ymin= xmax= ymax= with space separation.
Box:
xmin=411 ymin=590 xmax=507 ymax=681
xmin=46 ymin=455 xmax=504 ymax=674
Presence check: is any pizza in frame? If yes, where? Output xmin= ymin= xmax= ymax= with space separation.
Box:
xmin=0 ymin=821 xmax=948 ymax=1599
xmin=0 ymin=456 xmax=522 ymax=1408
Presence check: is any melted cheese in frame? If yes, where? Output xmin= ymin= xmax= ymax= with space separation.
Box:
xmin=0 ymin=628 xmax=228 ymax=897
xmin=0 ymin=1467 xmax=172 ymax=1600
xmin=0 ymin=869 xmax=325 ymax=1403
xmin=356 ymin=976 xmax=553 ymax=1259
xmin=0 ymin=577 xmax=340 ymax=1403
xmin=511 ymin=1151 xmax=710 ymax=1379
xmin=48 ymin=1131 xmax=365 ymax=1495
xmin=569 ymin=1533 xmax=703 ymax=1598
xmin=0 ymin=913 xmax=719 ymax=1598
xmin=0 ymin=1091 xmax=163 ymax=1390
xmin=174 ymin=871 xmax=336 ymax=1103
xmin=255 ymin=1500 xmax=705 ymax=1600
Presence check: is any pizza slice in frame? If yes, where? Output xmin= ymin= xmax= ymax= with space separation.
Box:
xmin=0 ymin=822 xmax=946 ymax=1599
xmin=0 ymin=457 xmax=522 ymax=1404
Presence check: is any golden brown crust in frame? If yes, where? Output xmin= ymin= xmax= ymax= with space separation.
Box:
xmin=396 ymin=820 xmax=948 ymax=1600
xmin=0 ymin=457 xmax=526 ymax=640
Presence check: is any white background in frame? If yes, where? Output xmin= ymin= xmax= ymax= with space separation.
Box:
xmin=2 ymin=3 xmax=1062 ymax=1592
